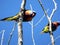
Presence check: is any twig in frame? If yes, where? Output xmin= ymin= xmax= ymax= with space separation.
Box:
xmin=28 ymin=19 xmax=36 ymax=45
xmin=8 ymin=22 xmax=16 ymax=45
xmin=1 ymin=30 xmax=5 ymax=45
xmin=38 ymin=0 xmax=49 ymax=19
xmin=31 ymin=20 xmax=36 ymax=45
xmin=50 ymin=0 xmax=57 ymax=18
xmin=34 ymin=14 xmax=45 ymax=27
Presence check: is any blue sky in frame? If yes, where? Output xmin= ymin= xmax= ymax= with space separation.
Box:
xmin=0 ymin=0 xmax=60 ymax=45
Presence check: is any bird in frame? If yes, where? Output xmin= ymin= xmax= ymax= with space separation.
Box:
xmin=0 ymin=9 xmax=36 ymax=22
xmin=41 ymin=22 xmax=60 ymax=34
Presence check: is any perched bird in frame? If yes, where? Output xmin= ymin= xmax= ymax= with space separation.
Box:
xmin=0 ymin=9 xmax=36 ymax=22
xmin=41 ymin=22 xmax=60 ymax=34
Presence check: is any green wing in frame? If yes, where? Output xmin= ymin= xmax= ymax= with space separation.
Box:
xmin=42 ymin=26 xmax=49 ymax=33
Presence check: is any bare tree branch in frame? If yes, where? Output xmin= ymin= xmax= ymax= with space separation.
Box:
xmin=48 ymin=35 xmax=60 ymax=45
xmin=50 ymin=0 xmax=57 ymax=19
xmin=21 ymin=0 xmax=26 ymax=10
xmin=17 ymin=18 xmax=23 ymax=45
xmin=1 ymin=30 xmax=5 ymax=45
xmin=38 ymin=0 xmax=49 ymax=19
xmin=28 ymin=19 xmax=36 ymax=45
xmin=48 ymin=19 xmax=55 ymax=45
xmin=34 ymin=14 xmax=45 ymax=27
xmin=8 ymin=22 xmax=16 ymax=45
xmin=31 ymin=20 xmax=36 ymax=45
xmin=17 ymin=0 xmax=26 ymax=45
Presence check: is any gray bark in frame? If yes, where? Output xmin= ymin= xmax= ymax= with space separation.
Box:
xmin=17 ymin=0 xmax=26 ymax=45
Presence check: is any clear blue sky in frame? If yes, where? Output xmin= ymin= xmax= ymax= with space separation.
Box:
xmin=0 ymin=0 xmax=60 ymax=45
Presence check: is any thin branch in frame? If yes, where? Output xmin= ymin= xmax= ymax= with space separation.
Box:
xmin=1 ymin=30 xmax=5 ymax=45
xmin=48 ymin=19 xmax=55 ymax=45
xmin=50 ymin=0 xmax=57 ymax=19
xmin=30 ymin=4 xmax=33 ymax=12
xmin=21 ymin=0 xmax=26 ymax=10
xmin=8 ymin=22 xmax=16 ymax=45
xmin=34 ymin=9 xmax=49 ymax=27
xmin=34 ymin=14 xmax=45 ymax=27
xmin=31 ymin=20 xmax=36 ymax=45
xmin=28 ymin=20 xmax=36 ymax=45
xmin=38 ymin=0 xmax=49 ymax=19
xmin=30 ymin=4 xmax=35 ymax=13
xmin=48 ymin=35 xmax=60 ymax=45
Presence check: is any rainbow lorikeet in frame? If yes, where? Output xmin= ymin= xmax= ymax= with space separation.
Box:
xmin=41 ymin=22 xmax=60 ymax=33
xmin=0 ymin=10 xmax=36 ymax=22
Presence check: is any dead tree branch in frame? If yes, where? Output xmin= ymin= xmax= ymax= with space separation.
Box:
xmin=38 ymin=0 xmax=49 ymax=19
xmin=1 ymin=30 xmax=5 ymax=45
xmin=31 ymin=20 xmax=36 ymax=45
xmin=28 ymin=20 xmax=36 ymax=45
xmin=21 ymin=0 xmax=26 ymax=10
xmin=50 ymin=0 xmax=57 ymax=19
xmin=17 ymin=0 xmax=26 ymax=45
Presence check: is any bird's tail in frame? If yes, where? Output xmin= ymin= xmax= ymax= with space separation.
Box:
xmin=0 ymin=18 xmax=8 ymax=21
xmin=0 ymin=16 xmax=14 ymax=21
